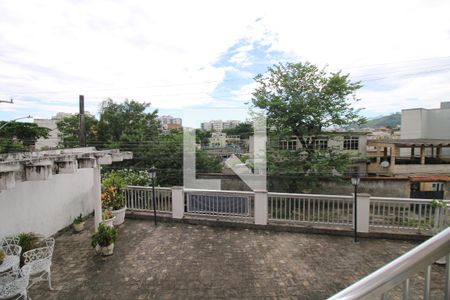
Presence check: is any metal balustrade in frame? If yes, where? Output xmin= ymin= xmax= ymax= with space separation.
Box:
xmin=124 ymin=186 xmax=172 ymax=213
xmin=268 ymin=193 xmax=354 ymax=226
xmin=184 ymin=188 xmax=254 ymax=220
xmin=328 ymin=227 xmax=450 ymax=300
xmin=370 ymin=197 xmax=448 ymax=231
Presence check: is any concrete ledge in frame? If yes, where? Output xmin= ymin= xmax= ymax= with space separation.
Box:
xmin=126 ymin=211 xmax=431 ymax=242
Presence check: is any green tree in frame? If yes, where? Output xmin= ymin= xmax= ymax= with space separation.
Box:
xmin=252 ymin=62 xmax=366 ymax=191
xmin=0 ymin=122 xmax=50 ymax=153
xmin=223 ymin=123 xmax=253 ymax=139
xmin=56 ymin=114 xmax=99 ymax=147
xmin=98 ymin=99 xmax=160 ymax=148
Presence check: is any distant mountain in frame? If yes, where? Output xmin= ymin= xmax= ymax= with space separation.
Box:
xmin=350 ymin=113 xmax=401 ymax=129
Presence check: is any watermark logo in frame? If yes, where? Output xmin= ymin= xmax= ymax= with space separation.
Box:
xmin=183 ymin=114 xmax=266 ymax=191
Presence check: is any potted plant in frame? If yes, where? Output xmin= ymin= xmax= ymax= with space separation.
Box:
xmin=101 ymin=210 xmax=116 ymax=228
xmin=102 ymin=174 xmax=126 ymax=226
xmin=0 ymin=249 xmax=5 ymax=265
xmin=91 ymin=223 xmax=117 ymax=256
xmin=73 ymin=214 xmax=85 ymax=232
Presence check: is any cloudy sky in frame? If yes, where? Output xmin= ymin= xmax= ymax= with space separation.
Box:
xmin=1 ymin=0 xmax=450 ymax=127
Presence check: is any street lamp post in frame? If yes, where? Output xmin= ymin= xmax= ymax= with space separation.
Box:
xmin=0 ymin=115 xmax=33 ymax=131
xmin=351 ymin=175 xmax=360 ymax=243
xmin=149 ymin=166 xmax=157 ymax=226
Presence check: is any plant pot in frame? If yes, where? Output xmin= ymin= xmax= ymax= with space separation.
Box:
xmin=101 ymin=243 xmax=114 ymax=256
xmin=73 ymin=222 xmax=85 ymax=232
xmin=101 ymin=216 xmax=116 ymax=228
xmin=112 ymin=207 xmax=126 ymax=226
xmin=95 ymin=243 xmax=114 ymax=256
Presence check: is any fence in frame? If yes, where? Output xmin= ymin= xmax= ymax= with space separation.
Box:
xmin=184 ymin=188 xmax=254 ymax=221
xmin=124 ymin=186 xmax=447 ymax=234
xmin=268 ymin=193 xmax=353 ymax=226
xmin=124 ymin=186 xmax=172 ymax=213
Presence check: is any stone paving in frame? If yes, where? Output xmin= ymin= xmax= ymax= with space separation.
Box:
xmin=30 ymin=217 xmax=445 ymax=299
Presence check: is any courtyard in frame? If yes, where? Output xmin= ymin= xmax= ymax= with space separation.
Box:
xmin=29 ymin=217 xmax=446 ymax=299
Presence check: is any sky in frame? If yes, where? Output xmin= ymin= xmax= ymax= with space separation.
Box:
xmin=1 ymin=0 xmax=450 ymax=127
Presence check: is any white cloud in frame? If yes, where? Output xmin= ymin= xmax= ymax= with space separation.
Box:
xmin=0 ymin=0 xmax=450 ymax=120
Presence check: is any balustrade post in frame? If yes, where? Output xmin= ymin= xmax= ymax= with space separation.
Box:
xmin=172 ymin=186 xmax=184 ymax=219
xmin=354 ymin=193 xmax=370 ymax=233
xmin=254 ymin=190 xmax=268 ymax=225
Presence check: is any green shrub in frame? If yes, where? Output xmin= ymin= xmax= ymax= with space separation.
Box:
xmin=91 ymin=223 xmax=117 ymax=248
xmin=73 ymin=214 xmax=84 ymax=224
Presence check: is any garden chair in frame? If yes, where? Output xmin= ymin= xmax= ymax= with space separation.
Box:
xmin=0 ymin=235 xmax=20 ymax=247
xmin=0 ymin=265 xmax=31 ymax=300
xmin=22 ymin=238 xmax=55 ymax=291
xmin=0 ymin=244 xmax=21 ymax=271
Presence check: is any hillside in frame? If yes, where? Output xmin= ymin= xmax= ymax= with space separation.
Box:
xmin=352 ymin=112 xmax=401 ymax=129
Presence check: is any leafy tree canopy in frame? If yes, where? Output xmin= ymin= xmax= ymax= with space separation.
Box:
xmin=252 ymin=62 xmax=365 ymax=144
xmin=56 ymin=114 xmax=99 ymax=147
xmin=223 ymin=123 xmax=254 ymax=139
xmin=0 ymin=122 xmax=50 ymax=153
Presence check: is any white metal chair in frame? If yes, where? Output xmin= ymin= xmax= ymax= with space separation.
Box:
xmin=22 ymin=238 xmax=55 ymax=291
xmin=0 ymin=244 xmax=21 ymax=271
xmin=0 ymin=235 xmax=20 ymax=247
xmin=0 ymin=265 xmax=31 ymax=300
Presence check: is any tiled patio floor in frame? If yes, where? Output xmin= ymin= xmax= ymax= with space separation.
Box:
xmin=30 ymin=217 xmax=445 ymax=299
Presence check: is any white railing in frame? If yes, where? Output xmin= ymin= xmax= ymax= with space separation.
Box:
xmin=124 ymin=186 xmax=172 ymax=213
xmin=124 ymin=186 xmax=448 ymax=235
xmin=184 ymin=188 xmax=254 ymax=220
xmin=329 ymin=227 xmax=450 ymax=300
xmin=268 ymin=193 xmax=353 ymax=226
xmin=369 ymin=197 xmax=449 ymax=231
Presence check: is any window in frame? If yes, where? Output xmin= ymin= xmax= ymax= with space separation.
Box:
xmin=280 ymin=139 xmax=297 ymax=150
xmin=343 ymin=136 xmax=359 ymax=150
xmin=314 ymin=139 xmax=328 ymax=150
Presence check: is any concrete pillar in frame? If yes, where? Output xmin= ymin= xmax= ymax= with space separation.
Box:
xmin=254 ymin=190 xmax=268 ymax=225
xmin=437 ymin=146 xmax=442 ymax=159
xmin=420 ymin=145 xmax=425 ymax=165
xmin=172 ymin=186 xmax=184 ymax=219
xmin=354 ymin=193 xmax=370 ymax=233
xmin=376 ymin=147 xmax=381 ymax=164
xmin=410 ymin=147 xmax=415 ymax=159
xmin=93 ymin=165 xmax=102 ymax=232
xmin=391 ymin=145 xmax=396 ymax=167
xmin=0 ymin=171 xmax=15 ymax=190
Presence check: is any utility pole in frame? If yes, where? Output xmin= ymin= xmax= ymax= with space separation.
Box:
xmin=0 ymin=99 xmax=13 ymax=104
xmin=79 ymin=95 xmax=86 ymax=147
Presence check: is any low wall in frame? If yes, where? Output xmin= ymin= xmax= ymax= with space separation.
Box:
xmin=196 ymin=173 xmax=442 ymax=198
xmin=0 ymin=168 xmax=96 ymax=238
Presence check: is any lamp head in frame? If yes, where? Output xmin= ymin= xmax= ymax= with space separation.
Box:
xmin=149 ymin=165 xmax=157 ymax=179
xmin=351 ymin=175 xmax=360 ymax=186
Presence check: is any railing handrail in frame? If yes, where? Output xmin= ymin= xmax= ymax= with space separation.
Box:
xmin=268 ymin=192 xmax=353 ymax=200
xmin=125 ymin=185 xmax=172 ymax=191
xmin=184 ymin=188 xmax=255 ymax=196
xmin=370 ymin=196 xmax=448 ymax=203
xmin=328 ymin=227 xmax=450 ymax=299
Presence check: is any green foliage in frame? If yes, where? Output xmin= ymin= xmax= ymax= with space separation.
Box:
xmin=0 ymin=248 xmax=5 ymax=263
xmin=251 ymin=62 xmax=366 ymax=187
xmin=91 ymin=223 xmax=117 ymax=247
xmin=252 ymin=62 xmax=366 ymax=138
xmin=18 ymin=232 xmax=40 ymax=254
xmin=73 ymin=214 xmax=84 ymax=224
xmin=101 ymin=172 xmax=126 ymax=210
xmin=98 ymin=98 xmax=160 ymax=148
xmin=223 ymin=123 xmax=253 ymax=139
xmin=0 ymin=122 xmax=50 ymax=153
xmin=195 ymin=129 xmax=211 ymax=146
xmin=56 ymin=114 xmax=99 ymax=147
xmin=103 ymin=169 xmax=152 ymax=186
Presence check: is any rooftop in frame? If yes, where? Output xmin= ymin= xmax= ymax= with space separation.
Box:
xmin=30 ymin=217 xmax=446 ymax=299
xmin=368 ymin=138 xmax=450 ymax=147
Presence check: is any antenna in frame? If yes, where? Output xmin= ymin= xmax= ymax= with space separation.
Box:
xmin=0 ymin=99 xmax=13 ymax=104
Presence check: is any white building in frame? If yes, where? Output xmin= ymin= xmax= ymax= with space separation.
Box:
xmin=159 ymin=115 xmax=182 ymax=130
xmin=401 ymin=101 xmax=450 ymax=157
xmin=201 ymin=120 xmax=241 ymax=132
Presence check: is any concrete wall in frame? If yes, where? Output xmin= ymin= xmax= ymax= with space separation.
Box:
xmin=0 ymin=168 xmax=96 ymax=238
xmin=197 ymin=173 xmax=433 ymax=198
